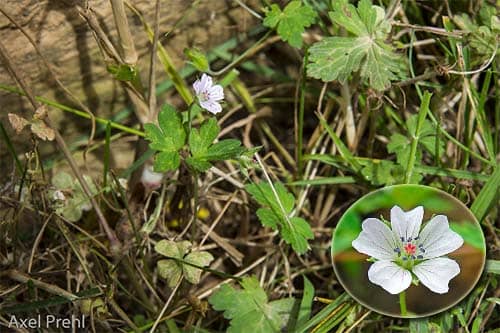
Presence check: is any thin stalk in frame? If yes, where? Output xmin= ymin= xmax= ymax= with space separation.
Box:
xmin=0 ymin=84 xmax=145 ymax=137
xmin=404 ymin=91 xmax=431 ymax=183
xmin=399 ymin=291 xmax=408 ymax=316
xmin=297 ymin=49 xmax=308 ymax=178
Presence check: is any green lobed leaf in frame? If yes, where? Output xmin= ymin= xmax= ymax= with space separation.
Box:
xmin=246 ymin=182 xmax=313 ymax=254
xmin=209 ymin=276 xmax=294 ymax=333
xmin=154 ymin=151 xmax=181 ymax=172
xmin=205 ymin=139 xmax=245 ymax=161
xmin=144 ymin=104 xmax=186 ymax=172
xmin=307 ymin=0 xmax=403 ymax=90
xmin=187 ymin=118 xmax=244 ymax=172
xmin=263 ymin=1 xmax=317 ymax=48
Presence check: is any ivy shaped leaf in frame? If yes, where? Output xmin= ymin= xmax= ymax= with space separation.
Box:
xmin=263 ymin=0 xmax=317 ymax=48
xmin=186 ymin=118 xmax=245 ymax=172
xmin=245 ymin=182 xmax=313 ymax=255
xmin=208 ymin=276 xmax=296 ymax=333
xmin=144 ymin=104 xmax=186 ymax=172
xmin=155 ymin=240 xmax=213 ymax=288
xmin=307 ymin=0 xmax=404 ymax=90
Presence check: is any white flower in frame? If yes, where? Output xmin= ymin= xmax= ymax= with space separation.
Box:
xmin=141 ymin=165 xmax=164 ymax=190
xmin=352 ymin=205 xmax=463 ymax=295
xmin=193 ymin=73 xmax=224 ymax=114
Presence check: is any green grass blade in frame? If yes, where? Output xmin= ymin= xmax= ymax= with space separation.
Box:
xmin=470 ymin=166 xmax=500 ymax=222
xmin=316 ymin=112 xmax=362 ymax=173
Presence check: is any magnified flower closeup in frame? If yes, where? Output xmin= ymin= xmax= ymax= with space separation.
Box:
xmin=193 ymin=73 xmax=224 ymax=114
xmin=352 ymin=206 xmax=464 ymax=295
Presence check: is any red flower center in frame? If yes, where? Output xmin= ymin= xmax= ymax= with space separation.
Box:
xmin=404 ymin=243 xmax=417 ymax=255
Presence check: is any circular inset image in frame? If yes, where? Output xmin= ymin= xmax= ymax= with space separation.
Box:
xmin=331 ymin=185 xmax=486 ymax=318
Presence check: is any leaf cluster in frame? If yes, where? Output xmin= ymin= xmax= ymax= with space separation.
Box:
xmin=144 ymin=104 xmax=245 ymax=172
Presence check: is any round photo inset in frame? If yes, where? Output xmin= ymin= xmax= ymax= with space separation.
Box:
xmin=331 ymin=185 xmax=486 ymax=318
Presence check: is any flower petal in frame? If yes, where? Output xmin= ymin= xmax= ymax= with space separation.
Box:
xmin=368 ymin=260 xmax=412 ymax=294
xmin=193 ymin=73 xmax=212 ymax=94
xmin=418 ymin=215 xmax=463 ymax=259
xmin=352 ymin=218 xmax=398 ymax=260
xmin=413 ymin=257 xmax=460 ymax=294
xmin=209 ymin=85 xmax=224 ymax=101
xmin=390 ymin=205 xmax=423 ymax=242
xmin=200 ymin=100 xmax=222 ymax=114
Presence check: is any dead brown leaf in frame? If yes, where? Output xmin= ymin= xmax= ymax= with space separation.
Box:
xmin=30 ymin=119 xmax=55 ymax=141
xmin=8 ymin=113 xmax=30 ymax=134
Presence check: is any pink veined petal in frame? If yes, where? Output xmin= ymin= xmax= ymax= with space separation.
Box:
xmin=193 ymin=77 xmax=203 ymax=95
xmin=390 ymin=205 xmax=423 ymax=242
xmin=418 ymin=215 xmax=464 ymax=259
xmin=209 ymin=85 xmax=224 ymax=101
xmin=200 ymin=100 xmax=222 ymax=114
xmin=352 ymin=218 xmax=399 ymax=260
xmin=199 ymin=73 xmax=212 ymax=91
xmin=412 ymin=257 xmax=460 ymax=294
xmin=368 ymin=260 xmax=412 ymax=294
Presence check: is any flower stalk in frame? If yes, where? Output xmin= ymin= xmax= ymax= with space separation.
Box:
xmin=399 ymin=291 xmax=407 ymax=316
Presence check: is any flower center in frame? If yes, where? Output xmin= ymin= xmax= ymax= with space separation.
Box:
xmin=394 ymin=236 xmax=426 ymax=268
xmin=198 ymin=90 xmax=210 ymax=102
xmin=404 ymin=243 xmax=416 ymax=255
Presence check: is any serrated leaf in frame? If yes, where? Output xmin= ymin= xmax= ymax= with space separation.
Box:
xmin=145 ymin=105 xmax=185 ymax=152
xmin=154 ymin=151 xmax=180 ymax=172
xmin=209 ymin=276 xmax=295 ymax=333
xmin=307 ymin=0 xmax=403 ymax=90
xmin=256 ymin=208 xmax=280 ymax=229
xmin=185 ymin=157 xmax=212 ymax=172
xmin=158 ymin=105 xmax=186 ymax=150
xmin=281 ymin=217 xmax=314 ymax=254
xmin=246 ymin=182 xmax=313 ymax=254
xmin=145 ymin=105 xmax=186 ymax=172
xmin=263 ymin=1 xmax=316 ymax=48
xmin=183 ymin=251 xmax=214 ymax=284
xmin=205 ymin=139 xmax=244 ymax=160
xmin=190 ymin=118 xmax=219 ymax=157
xmin=188 ymin=119 xmax=244 ymax=172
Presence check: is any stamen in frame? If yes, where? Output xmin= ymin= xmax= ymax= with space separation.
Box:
xmin=417 ymin=255 xmax=423 ymax=259
xmin=400 ymin=237 xmax=405 ymax=242
xmin=393 ymin=247 xmax=401 ymax=253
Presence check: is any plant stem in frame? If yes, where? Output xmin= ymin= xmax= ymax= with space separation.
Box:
xmin=399 ymin=291 xmax=408 ymax=316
